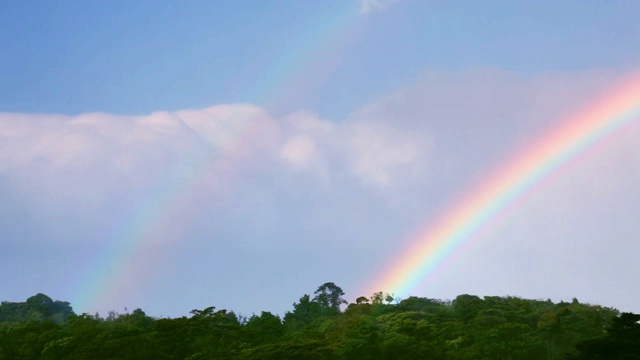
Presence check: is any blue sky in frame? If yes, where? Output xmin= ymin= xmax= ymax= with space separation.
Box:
xmin=4 ymin=1 xmax=639 ymax=118
xmin=2 ymin=0 xmax=640 ymax=317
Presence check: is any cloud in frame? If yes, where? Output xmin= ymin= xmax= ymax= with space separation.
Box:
xmin=280 ymin=134 xmax=317 ymax=168
xmin=0 ymin=103 xmax=431 ymax=246
xmin=2 ymin=68 xmax=635 ymax=247
xmin=2 ymin=68 xmax=639 ymax=316
xmin=345 ymin=121 xmax=427 ymax=187
xmin=277 ymin=111 xmax=431 ymax=189
xmin=358 ymin=0 xmax=399 ymax=14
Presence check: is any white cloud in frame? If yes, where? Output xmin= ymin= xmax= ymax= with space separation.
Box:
xmin=359 ymin=0 xmax=399 ymax=14
xmin=278 ymin=112 xmax=336 ymax=174
xmin=0 ymin=102 xmax=432 ymax=247
xmin=2 ymin=69 xmax=634 ymax=245
xmin=280 ymin=134 xmax=317 ymax=168
xmin=346 ymin=121 xmax=427 ymax=187
xmin=2 ymin=68 xmax=640 ymax=316
xmin=275 ymin=110 xmax=431 ymax=189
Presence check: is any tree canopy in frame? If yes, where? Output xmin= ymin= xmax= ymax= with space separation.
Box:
xmin=0 ymin=285 xmax=636 ymax=360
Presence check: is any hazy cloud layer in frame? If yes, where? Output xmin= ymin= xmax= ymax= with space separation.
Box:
xmin=1 ymin=104 xmax=428 ymax=239
xmin=2 ymin=69 xmax=639 ymax=316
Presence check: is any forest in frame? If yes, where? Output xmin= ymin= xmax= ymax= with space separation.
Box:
xmin=1 ymin=283 xmax=639 ymax=359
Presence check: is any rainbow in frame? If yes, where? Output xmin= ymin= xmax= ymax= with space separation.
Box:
xmin=72 ymin=109 xmax=271 ymax=314
xmin=71 ymin=2 xmax=364 ymax=314
xmin=247 ymin=2 xmax=360 ymax=109
xmin=366 ymin=73 xmax=640 ymax=299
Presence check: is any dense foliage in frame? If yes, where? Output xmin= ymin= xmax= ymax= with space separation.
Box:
xmin=1 ymin=283 xmax=638 ymax=359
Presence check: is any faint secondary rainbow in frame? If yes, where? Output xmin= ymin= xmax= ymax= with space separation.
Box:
xmin=71 ymin=110 xmax=261 ymax=313
xmin=71 ymin=2 xmax=365 ymax=314
xmin=366 ymin=73 xmax=640 ymax=299
xmin=248 ymin=2 xmax=361 ymax=109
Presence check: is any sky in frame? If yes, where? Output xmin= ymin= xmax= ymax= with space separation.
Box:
xmin=1 ymin=0 xmax=640 ymax=318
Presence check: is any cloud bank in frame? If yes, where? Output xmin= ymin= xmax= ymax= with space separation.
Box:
xmin=0 ymin=104 xmax=428 ymax=242
xmin=2 ymin=68 xmax=639 ymax=316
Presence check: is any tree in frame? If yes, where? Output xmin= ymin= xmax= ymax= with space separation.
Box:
xmin=245 ymin=312 xmax=285 ymax=345
xmin=568 ymin=312 xmax=640 ymax=359
xmin=356 ymin=296 xmax=369 ymax=305
xmin=313 ymin=282 xmax=347 ymax=315
xmin=369 ymin=291 xmax=396 ymax=305
xmin=285 ymin=294 xmax=322 ymax=329
xmin=452 ymin=294 xmax=483 ymax=322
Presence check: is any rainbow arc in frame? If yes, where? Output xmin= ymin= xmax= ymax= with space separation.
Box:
xmin=365 ymin=73 xmax=640 ymax=298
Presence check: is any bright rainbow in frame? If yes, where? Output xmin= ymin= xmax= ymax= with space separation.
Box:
xmin=366 ymin=73 xmax=640 ymax=299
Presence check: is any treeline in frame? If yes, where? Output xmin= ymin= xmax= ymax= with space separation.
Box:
xmin=1 ymin=283 xmax=639 ymax=359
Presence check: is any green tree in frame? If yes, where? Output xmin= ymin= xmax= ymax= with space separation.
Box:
xmin=569 ymin=312 xmax=640 ymax=359
xmin=285 ymin=294 xmax=322 ymax=330
xmin=452 ymin=294 xmax=483 ymax=322
xmin=245 ymin=311 xmax=285 ymax=345
xmin=313 ymin=282 xmax=347 ymax=316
